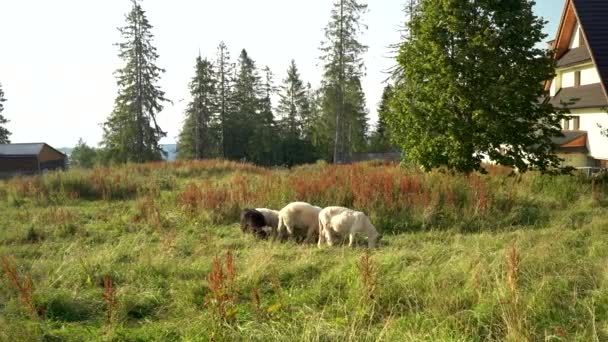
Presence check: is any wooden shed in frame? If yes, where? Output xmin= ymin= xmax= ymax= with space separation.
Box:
xmin=0 ymin=143 xmax=67 ymax=177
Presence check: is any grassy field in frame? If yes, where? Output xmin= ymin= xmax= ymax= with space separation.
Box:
xmin=1 ymin=160 xmax=608 ymax=341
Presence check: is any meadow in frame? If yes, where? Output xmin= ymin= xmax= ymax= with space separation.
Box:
xmin=1 ymin=160 xmax=608 ymax=341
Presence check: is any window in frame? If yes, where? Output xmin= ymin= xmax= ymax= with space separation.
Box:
xmin=562 ymin=119 xmax=570 ymax=130
xmin=572 ymin=116 xmax=580 ymax=130
xmin=575 ymin=71 xmax=581 ymax=87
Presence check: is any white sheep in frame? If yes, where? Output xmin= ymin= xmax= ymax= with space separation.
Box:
xmin=277 ymin=202 xmax=322 ymax=243
xmin=321 ymin=209 xmax=381 ymax=248
xmin=317 ymin=206 xmax=352 ymax=247
xmin=255 ymin=208 xmax=279 ymax=236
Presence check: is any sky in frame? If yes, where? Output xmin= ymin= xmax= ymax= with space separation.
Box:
xmin=0 ymin=0 xmax=566 ymax=148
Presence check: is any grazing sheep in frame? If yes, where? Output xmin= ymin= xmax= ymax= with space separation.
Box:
xmin=317 ymin=206 xmax=352 ymax=247
xmin=240 ymin=209 xmax=268 ymax=239
xmin=277 ymin=202 xmax=322 ymax=243
xmin=255 ymin=208 xmax=280 ymax=236
xmin=321 ymin=210 xmax=381 ymax=248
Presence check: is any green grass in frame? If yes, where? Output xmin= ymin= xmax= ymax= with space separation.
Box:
xmin=1 ymin=161 xmax=608 ymax=341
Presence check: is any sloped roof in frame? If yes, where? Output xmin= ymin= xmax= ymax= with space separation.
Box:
xmin=549 ymin=83 xmax=608 ymax=109
xmin=557 ymin=47 xmax=592 ymax=68
xmin=551 ymin=131 xmax=588 ymax=153
xmin=0 ymin=143 xmax=45 ymax=156
xmin=573 ymin=0 xmax=608 ymax=101
xmin=0 ymin=143 xmax=66 ymax=158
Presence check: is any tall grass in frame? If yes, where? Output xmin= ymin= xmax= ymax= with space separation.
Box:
xmin=1 ymin=160 xmax=608 ymax=340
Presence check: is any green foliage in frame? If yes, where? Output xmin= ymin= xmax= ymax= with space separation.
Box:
xmin=70 ymin=138 xmax=98 ymax=168
xmin=319 ymin=0 xmax=370 ymax=163
xmin=101 ymin=0 xmax=168 ymax=164
xmin=0 ymin=82 xmax=11 ymax=144
xmin=388 ymin=0 xmax=569 ymax=173
xmin=177 ymin=56 xmax=221 ymax=160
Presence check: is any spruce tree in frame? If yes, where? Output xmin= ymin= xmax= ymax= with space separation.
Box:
xmin=177 ymin=55 xmax=218 ymax=160
xmin=228 ymin=49 xmax=262 ymax=162
xmin=255 ymin=66 xmax=279 ymax=165
xmin=277 ymin=60 xmax=316 ymax=166
xmin=369 ymin=85 xmax=394 ymax=152
xmin=216 ymin=42 xmax=234 ymax=158
xmin=0 ymin=83 xmax=10 ymax=144
xmin=388 ymin=0 xmax=568 ymax=173
xmin=320 ymin=0 xmax=369 ymax=163
xmin=101 ymin=0 xmax=168 ymax=164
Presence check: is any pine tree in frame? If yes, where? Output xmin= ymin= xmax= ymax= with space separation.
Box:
xmin=320 ymin=0 xmax=369 ymax=163
xmin=256 ymin=66 xmax=279 ymax=165
xmin=0 ymin=83 xmax=10 ymax=144
xmin=277 ymin=60 xmax=316 ymax=166
xmin=278 ymin=60 xmax=307 ymax=138
xmin=387 ymin=0 xmax=568 ymax=173
xmin=177 ymin=55 xmax=219 ymax=160
xmin=228 ymin=49 xmax=262 ymax=162
xmin=369 ymin=85 xmax=394 ymax=152
xmin=216 ymin=42 xmax=234 ymax=158
xmin=101 ymin=0 xmax=168 ymax=164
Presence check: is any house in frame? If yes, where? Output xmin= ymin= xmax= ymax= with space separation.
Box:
xmin=547 ymin=0 xmax=608 ymax=168
xmin=0 ymin=143 xmax=68 ymax=177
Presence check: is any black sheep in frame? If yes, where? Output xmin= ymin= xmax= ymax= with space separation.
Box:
xmin=240 ymin=209 xmax=268 ymax=239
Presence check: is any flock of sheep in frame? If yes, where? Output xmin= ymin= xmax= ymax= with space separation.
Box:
xmin=240 ymin=202 xmax=382 ymax=248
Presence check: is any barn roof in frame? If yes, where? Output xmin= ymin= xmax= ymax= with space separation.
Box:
xmin=0 ymin=143 xmax=66 ymax=157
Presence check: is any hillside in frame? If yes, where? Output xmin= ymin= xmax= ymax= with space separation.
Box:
xmin=1 ymin=161 xmax=608 ymax=341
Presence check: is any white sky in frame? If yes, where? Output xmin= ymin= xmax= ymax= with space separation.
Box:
xmin=0 ymin=0 xmax=563 ymax=148
xmin=0 ymin=0 xmax=404 ymax=148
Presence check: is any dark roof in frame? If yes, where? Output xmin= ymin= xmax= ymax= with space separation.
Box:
xmin=0 ymin=143 xmax=67 ymax=158
xmin=0 ymin=143 xmax=45 ymax=156
xmin=549 ymin=83 xmax=608 ymax=109
xmin=574 ymin=0 xmax=608 ymax=100
xmin=557 ymin=47 xmax=592 ymax=68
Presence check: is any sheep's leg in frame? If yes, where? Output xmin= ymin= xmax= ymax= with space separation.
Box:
xmin=326 ymin=230 xmax=335 ymax=247
xmin=348 ymin=234 xmax=355 ymax=247
xmin=318 ymin=228 xmax=326 ymax=248
xmin=305 ymin=226 xmax=317 ymax=244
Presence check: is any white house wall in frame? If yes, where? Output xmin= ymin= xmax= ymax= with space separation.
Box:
xmin=580 ymin=67 xmax=601 ymax=85
xmin=572 ymin=109 xmax=608 ymax=160
xmin=562 ymin=71 xmax=576 ymax=88
xmin=569 ymin=23 xmax=581 ymax=49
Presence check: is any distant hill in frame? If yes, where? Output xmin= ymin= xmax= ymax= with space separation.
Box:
xmin=162 ymin=144 xmax=177 ymax=161
xmin=58 ymin=144 xmax=177 ymax=161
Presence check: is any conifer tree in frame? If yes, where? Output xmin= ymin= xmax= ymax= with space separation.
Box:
xmin=277 ymin=60 xmax=316 ymax=165
xmin=254 ymin=66 xmax=279 ymax=165
xmin=177 ymin=55 xmax=219 ymax=160
xmin=101 ymin=0 xmax=168 ymax=164
xmin=369 ymin=85 xmax=394 ymax=152
xmin=320 ymin=0 xmax=369 ymax=163
xmin=228 ymin=49 xmax=262 ymax=162
xmin=0 ymin=83 xmax=11 ymax=144
xmin=216 ymin=42 xmax=233 ymax=158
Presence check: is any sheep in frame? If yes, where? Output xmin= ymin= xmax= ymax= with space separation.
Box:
xmin=255 ymin=208 xmax=280 ymax=236
xmin=240 ymin=209 xmax=268 ymax=239
xmin=277 ymin=202 xmax=322 ymax=243
xmin=317 ymin=206 xmax=352 ymax=247
xmin=321 ymin=210 xmax=381 ymax=248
